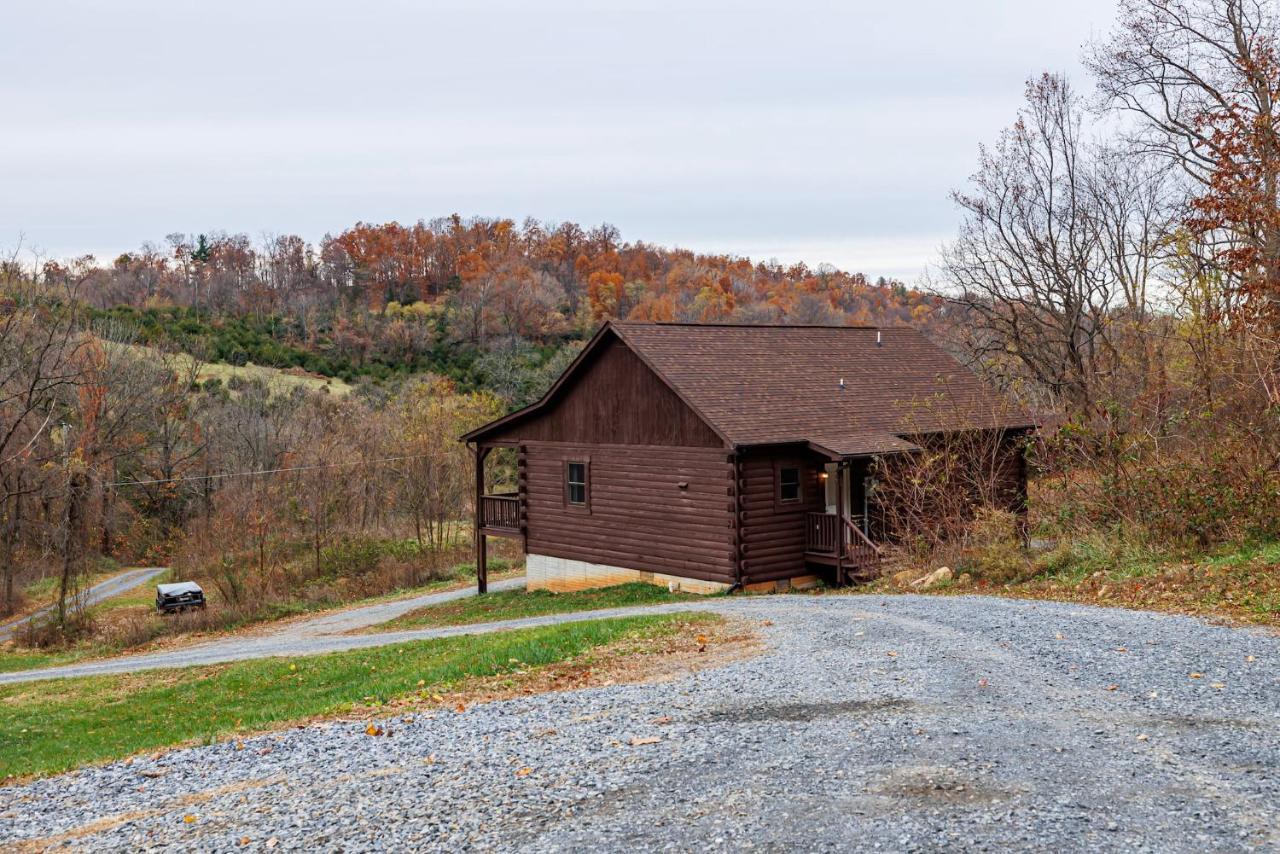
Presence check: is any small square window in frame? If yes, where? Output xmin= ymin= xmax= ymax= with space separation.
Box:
xmin=566 ymin=461 xmax=588 ymax=506
xmin=779 ymin=466 xmax=801 ymax=503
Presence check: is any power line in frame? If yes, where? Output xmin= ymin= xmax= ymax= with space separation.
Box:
xmin=104 ymin=453 xmax=432 ymax=488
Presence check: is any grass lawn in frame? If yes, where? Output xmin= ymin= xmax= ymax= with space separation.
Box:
xmin=373 ymin=582 xmax=706 ymax=631
xmin=0 ymin=612 xmax=711 ymax=780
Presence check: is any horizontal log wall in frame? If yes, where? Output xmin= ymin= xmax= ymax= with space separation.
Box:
xmin=523 ymin=443 xmax=737 ymax=583
xmin=737 ymin=448 xmax=826 ymax=583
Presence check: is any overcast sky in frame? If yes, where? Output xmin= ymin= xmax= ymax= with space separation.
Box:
xmin=2 ymin=0 xmax=1119 ymax=282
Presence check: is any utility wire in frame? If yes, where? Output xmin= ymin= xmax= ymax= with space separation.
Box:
xmin=104 ymin=453 xmax=432 ymax=488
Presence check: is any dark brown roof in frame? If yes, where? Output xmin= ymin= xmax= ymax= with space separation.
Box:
xmin=466 ymin=321 xmax=1034 ymax=455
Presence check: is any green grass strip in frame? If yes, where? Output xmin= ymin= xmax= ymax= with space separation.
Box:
xmin=0 ymin=612 xmax=703 ymax=780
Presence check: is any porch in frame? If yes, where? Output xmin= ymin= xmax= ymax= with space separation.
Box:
xmin=803 ymin=511 xmax=881 ymax=583
xmin=472 ymin=443 xmax=525 ymax=595
xmin=803 ymin=458 xmax=882 ymax=584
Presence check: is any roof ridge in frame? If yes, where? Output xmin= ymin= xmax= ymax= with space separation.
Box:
xmin=612 ymin=320 xmax=884 ymax=330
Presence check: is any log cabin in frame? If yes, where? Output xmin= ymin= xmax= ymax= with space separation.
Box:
xmin=462 ymin=321 xmax=1033 ymax=594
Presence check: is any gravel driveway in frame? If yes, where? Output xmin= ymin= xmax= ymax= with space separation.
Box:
xmin=0 ymin=576 xmax=530 ymax=685
xmin=0 ymin=567 xmax=168 ymax=642
xmin=4 ymin=594 xmax=1278 ymax=852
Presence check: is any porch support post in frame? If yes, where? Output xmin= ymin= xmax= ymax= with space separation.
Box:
xmin=473 ymin=444 xmax=492 ymax=594
xmin=835 ymin=461 xmax=847 ymax=586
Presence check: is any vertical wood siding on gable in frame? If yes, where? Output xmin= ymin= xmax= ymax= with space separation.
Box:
xmin=486 ymin=336 xmax=724 ymax=447
xmin=522 ymin=443 xmax=736 ymax=583
xmin=737 ymin=449 xmax=826 ymax=583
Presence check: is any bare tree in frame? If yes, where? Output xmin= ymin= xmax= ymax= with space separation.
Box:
xmin=941 ymin=73 xmax=1173 ymax=414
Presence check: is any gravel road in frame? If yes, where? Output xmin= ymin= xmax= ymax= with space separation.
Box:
xmin=0 ymin=575 xmax=530 ymax=685
xmin=0 ymin=567 xmax=168 ymax=642
xmin=4 ymin=594 xmax=1278 ymax=852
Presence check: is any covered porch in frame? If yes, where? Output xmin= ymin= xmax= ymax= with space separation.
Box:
xmin=803 ymin=457 xmax=882 ymax=584
xmin=470 ymin=443 xmax=525 ymax=594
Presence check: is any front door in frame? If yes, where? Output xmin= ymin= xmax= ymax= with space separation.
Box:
xmin=824 ymin=462 xmax=870 ymax=537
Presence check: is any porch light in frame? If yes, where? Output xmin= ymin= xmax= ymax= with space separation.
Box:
xmin=818 ymin=471 xmax=828 ymax=481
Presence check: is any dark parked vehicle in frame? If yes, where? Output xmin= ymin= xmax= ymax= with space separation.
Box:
xmin=156 ymin=581 xmax=206 ymax=613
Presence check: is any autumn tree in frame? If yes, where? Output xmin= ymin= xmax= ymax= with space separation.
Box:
xmin=1089 ymin=0 xmax=1280 ymax=327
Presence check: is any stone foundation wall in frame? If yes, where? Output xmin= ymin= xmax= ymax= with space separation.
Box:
xmin=525 ymin=553 xmax=729 ymax=595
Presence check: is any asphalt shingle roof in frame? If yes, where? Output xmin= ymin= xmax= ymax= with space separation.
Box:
xmin=610 ymin=322 xmax=1033 ymax=456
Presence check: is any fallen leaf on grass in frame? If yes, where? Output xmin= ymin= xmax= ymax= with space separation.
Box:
xmin=629 ymin=736 xmax=662 ymax=746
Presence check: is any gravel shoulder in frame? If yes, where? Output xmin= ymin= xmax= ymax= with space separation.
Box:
xmin=4 ymin=594 xmax=1279 ymax=851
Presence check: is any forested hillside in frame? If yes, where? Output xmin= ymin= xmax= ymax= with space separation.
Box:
xmin=68 ymin=219 xmax=942 ymax=404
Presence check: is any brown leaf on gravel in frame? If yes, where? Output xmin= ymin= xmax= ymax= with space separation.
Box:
xmin=455 ymin=703 xmax=466 ymax=714
xmin=515 ymin=767 xmax=532 ymax=777
xmin=365 ymin=725 xmax=383 ymax=737
xmin=629 ymin=736 xmax=662 ymax=746
xmin=1105 ymin=685 xmax=1118 ymax=692
xmin=651 ymin=715 xmax=673 ymax=725
xmin=1189 ymin=672 xmax=1203 ymax=679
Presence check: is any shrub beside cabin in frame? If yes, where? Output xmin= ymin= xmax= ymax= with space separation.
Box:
xmin=463 ymin=322 xmax=1033 ymax=594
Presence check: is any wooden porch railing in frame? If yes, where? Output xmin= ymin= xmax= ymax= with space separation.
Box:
xmin=480 ymin=492 xmax=520 ymax=530
xmin=805 ymin=512 xmax=882 ymax=581
xmin=805 ymin=512 xmax=842 ymax=556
